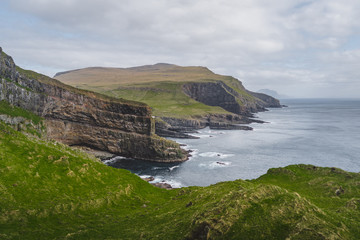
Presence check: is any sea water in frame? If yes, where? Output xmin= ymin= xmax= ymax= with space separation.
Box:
xmin=106 ymin=99 xmax=360 ymax=187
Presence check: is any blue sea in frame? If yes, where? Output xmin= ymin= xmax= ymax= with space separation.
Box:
xmin=106 ymin=99 xmax=360 ymax=188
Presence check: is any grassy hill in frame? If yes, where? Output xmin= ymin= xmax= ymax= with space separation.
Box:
xmin=54 ymin=64 xmax=257 ymax=118
xmin=1 ymin=102 xmax=359 ymax=239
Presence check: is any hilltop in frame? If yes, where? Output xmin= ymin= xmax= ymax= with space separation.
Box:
xmin=55 ymin=63 xmax=281 ymax=138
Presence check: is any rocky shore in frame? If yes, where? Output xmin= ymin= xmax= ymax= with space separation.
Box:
xmin=155 ymin=113 xmax=267 ymax=138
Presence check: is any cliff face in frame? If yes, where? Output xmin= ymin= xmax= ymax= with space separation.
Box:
xmin=155 ymin=113 xmax=254 ymax=138
xmin=183 ymin=81 xmax=281 ymax=116
xmin=52 ymin=59 xmax=282 ymax=139
xmin=150 ymin=81 xmax=280 ymax=138
xmin=246 ymin=90 xmax=281 ymax=108
xmin=0 ymin=47 xmax=186 ymax=162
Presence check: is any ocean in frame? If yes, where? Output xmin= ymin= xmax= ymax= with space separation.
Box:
xmin=105 ymin=99 xmax=360 ymax=188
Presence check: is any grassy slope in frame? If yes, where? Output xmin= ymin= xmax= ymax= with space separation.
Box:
xmin=0 ymin=105 xmax=359 ymax=239
xmin=55 ymin=65 xmax=256 ymax=118
xmin=0 ymin=100 xmax=42 ymax=124
xmin=1 ymin=49 xmax=145 ymax=108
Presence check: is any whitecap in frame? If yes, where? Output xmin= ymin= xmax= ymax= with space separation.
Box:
xmin=199 ymin=161 xmax=232 ymax=169
xmin=169 ymin=166 xmax=179 ymax=171
xmin=193 ymin=134 xmax=213 ymax=138
xmin=219 ymin=154 xmax=235 ymax=159
xmin=138 ymin=174 xmax=152 ymax=179
xmin=147 ymin=175 xmax=184 ymax=188
xmin=199 ymin=152 xmax=221 ymax=158
xmin=103 ymin=156 xmax=126 ymax=165
xmin=198 ymin=152 xmax=234 ymax=159
xmin=151 ymin=166 xmax=167 ymax=170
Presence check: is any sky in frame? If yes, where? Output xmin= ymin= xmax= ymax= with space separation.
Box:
xmin=1 ymin=0 xmax=360 ymax=98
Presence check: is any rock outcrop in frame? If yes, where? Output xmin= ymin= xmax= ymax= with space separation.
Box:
xmin=183 ymin=81 xmax=281 ymax=116
xmin=152 ymin=81 xmax=280 ymax=138
xmin=0 ymin=114 xmax=44 ymax=136
xmin=155 ymin=113 xmax=255 ymax=138
xmin=0 ymin=47 xmax=186 ymax=162
xmin=246 ymin=90 xmax=281 ymax=108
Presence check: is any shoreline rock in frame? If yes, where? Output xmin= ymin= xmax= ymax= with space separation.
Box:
xmin=141 ymin=176 xmax=173 ymax=189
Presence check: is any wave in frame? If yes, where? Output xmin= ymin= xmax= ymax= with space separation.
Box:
xmin=198 ymin=152 xmax=234 ymax=159
xmin=199 ymin=161 xmax=232 ymax=169
xmin=147 ymin=175 xmax=184 ymax=188
xmin=102 ymin=156 xmax=126 ymax=165
xmin=169 ymin=166 xmax=179 ymax=171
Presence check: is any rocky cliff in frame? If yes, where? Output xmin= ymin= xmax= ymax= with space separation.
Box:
xmin=183 ymin=81 xmax=281 ymax=116
xmin=152 ymin=81 xmax=279 ymax=137
xmin=0 ymin=47 xmax=186 ymax=162
xmin=54 ymin=64 xmax=282 ymax=138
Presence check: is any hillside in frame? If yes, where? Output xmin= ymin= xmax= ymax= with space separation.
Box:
xmin=0 ymin=105 xmax=359 ymax=239
xmin=55 ymin=64 xmax=281 ymax=137
xmin=0 ymin=47 xmax=186 ymax=162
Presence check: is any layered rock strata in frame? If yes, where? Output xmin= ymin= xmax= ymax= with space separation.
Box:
xmin=0 ymin=47 xmax=186 ymax=162
xmin=183 ymin=81 xmax=281 ymax=115
xmin=155 ymin=82 xmax=280 ymax=138
xmin=155 ymin=113 xmax=254 ymax=138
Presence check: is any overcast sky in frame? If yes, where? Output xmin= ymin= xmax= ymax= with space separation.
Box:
xmin=1 ymin=0 xmax=360 ymax=98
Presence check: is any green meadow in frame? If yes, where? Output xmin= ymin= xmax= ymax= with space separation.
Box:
xmin=0 ymin=103 xmax=359 ymax=239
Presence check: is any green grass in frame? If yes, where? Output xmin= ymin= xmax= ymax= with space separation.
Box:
xmin=0 ymin=100 xmax=42 ymax=124
xmin=3 ymin=77 xmax=33 ymax=92
xmin=1 ymin=119 xmax=360 ymax=239
xmin=101 ymin=81 xmax=230 ymax=118
xmin=1 ymin=50 xmax=7 ymax=58
xmin=15 ymin=66 xmax=148 ymax=108
xmin=54 ymin=64 xmax=258 ymax=118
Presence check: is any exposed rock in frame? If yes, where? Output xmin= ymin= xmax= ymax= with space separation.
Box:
xmin=151 ymin=182 xmax=172 ymax=189
xmin=0 ymin=47 xmax=186 ymax=162
xmin=53 ymin=61 xmax=282 ymax=139
xmin=183 ymin=81 xmax=281 ymax=116
xmin=145 ymin=81 xmax=280 ymax=138
xmin=0 ymin=114 xmax=44 ymax=136
xmin=155 ymin=118 xmax=199 ymax=139
xmin=335 ymin=186 xmax=345 ymax=196
xmin=142 ymin=176 xmax=155 ymax=182
xmin=246 ymin=90 xmax=282 ymax=108
xmin=155 ymin=113 xmax=255 ymax=138
xmin=183 ymin=81 xmax=252 ymax=115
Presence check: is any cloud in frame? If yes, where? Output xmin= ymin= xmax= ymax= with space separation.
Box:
xmin=1 ymin=0 xmax=360 ymax=97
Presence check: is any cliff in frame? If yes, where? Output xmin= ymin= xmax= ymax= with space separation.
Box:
xmin=182 ymin=81 xmax=281 ymax=115
xmin=54 ymin=63 xmax=281 ymax=138
xmin=0 ymin=47 xmax=186 ymax=162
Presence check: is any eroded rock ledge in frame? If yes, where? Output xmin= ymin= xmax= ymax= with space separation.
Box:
xmin=155 ymin=82 xmax=281 ymax=138
xmin=0 ymin=47 xmax=186 ymax=162
xmin=155 ymin=114 xmax=255 ymax=138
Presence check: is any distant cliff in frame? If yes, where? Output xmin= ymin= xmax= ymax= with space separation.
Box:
xmin=183 ymin=81 xmax=281 ymax=115
xmin=54 ymin=63 xmax=282 ymax=138
xmin=0 ymin=47 xmax=186 ymax=162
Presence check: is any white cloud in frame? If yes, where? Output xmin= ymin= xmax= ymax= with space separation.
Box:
xmin=1 ymin=0 xmax=360 ymax=98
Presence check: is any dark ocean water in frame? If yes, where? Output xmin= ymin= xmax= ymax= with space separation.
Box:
xmin=106 ymin=99 xmax=360 ymax=187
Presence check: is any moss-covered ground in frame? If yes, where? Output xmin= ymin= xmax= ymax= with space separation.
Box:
xmin=1 ymin=113 xmax=360 ymax=239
